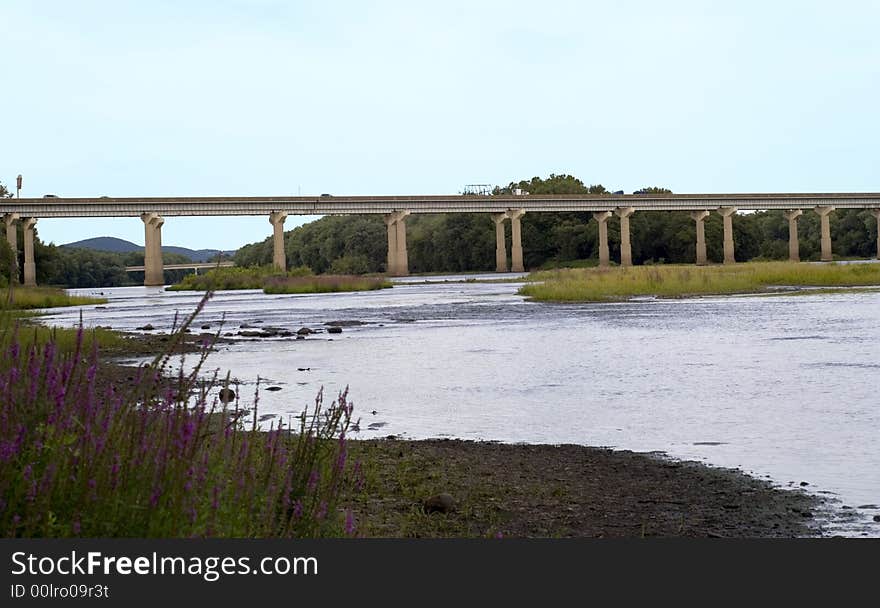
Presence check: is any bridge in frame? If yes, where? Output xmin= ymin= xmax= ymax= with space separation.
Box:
xmin=3 ymin=193 xmax=880 ymax=286
xmin=124 ymin=261 xmax=235 ymax=273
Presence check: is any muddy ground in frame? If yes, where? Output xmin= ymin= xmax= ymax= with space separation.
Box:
xmin=347 ymin=439 xmax=824 ymax=538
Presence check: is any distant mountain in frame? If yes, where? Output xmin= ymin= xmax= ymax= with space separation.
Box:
xmin=60 ymin=237 xmax=236 ymax=262
xmin=62 ymin=236 xmax=141 ymax=253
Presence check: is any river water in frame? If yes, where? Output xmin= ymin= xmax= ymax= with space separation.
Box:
xmin=43 ymin=276 xmax=880 ymax=536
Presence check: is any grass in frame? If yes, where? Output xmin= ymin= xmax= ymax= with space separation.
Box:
xmin=537 ymin=258 xmax=601 ymax=270
xmin=167 ymin=265 xmax=390 ymax=294
xmin=166 ymin=265 xmax=312 ymax=291
xmin=4 ymin=319 xmax=125 ymax=354
xmin=519 ymin=261 xmax=880 ymax=302
xmin=1 ymin=286 xmax=106 ymax=310
xmin=263 ymin=275 xmax=392 ymax=294
xmin=0 ymin=294 xmax=360 ymax=538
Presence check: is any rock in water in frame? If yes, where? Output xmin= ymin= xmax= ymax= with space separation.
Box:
xmin=218 ymin=388 xmax=236 ymax=403
xmin=327 ymin=326 xmax=343 ymax=334
xmin=424 ymin=493 xmax=456 ymax=514
xmin=297 ymin=327 xmax=313 ymax=335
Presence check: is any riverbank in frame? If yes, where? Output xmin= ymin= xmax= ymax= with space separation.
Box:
xmin=82 ymin=337 xmax=827 ymax=538
xmin=57 ymin=337 xmax=838 ymax=539
xmin=519 ymin=261 xmax=880 ymax=302
xmin=346 ymin=439 xmax=823 ymax=538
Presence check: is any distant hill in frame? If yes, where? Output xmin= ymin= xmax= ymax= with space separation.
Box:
xmin=61 ymin=237 xmax=236 ymax=262
xmin=62 ymin=236 xmax=141 ymax=253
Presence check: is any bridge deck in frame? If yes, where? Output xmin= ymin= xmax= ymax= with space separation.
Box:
xmin=3 ymin=193 xmax=880 ymax=217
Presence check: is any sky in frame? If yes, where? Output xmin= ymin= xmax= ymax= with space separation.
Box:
xmin=1 ymin=0 xmax=878 ymax=250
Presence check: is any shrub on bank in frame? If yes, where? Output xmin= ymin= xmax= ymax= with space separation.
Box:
xmin=0 ymin=298 xmax=360 ymax=538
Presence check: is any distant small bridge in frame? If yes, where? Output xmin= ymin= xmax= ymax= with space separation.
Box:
xmin=124 ymin=261 xmax=235 ymax=273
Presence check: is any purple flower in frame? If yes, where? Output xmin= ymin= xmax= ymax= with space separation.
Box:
xmin=344 ymin=509 xmax=356 ymax=536
xmin=0 ymin=439 xmax=18 ymax=463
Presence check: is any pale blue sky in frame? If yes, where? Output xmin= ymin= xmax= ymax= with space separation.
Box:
xmin=2 ymin=0 xmax=878 ymax=249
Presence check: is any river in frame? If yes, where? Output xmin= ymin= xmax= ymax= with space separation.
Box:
xmin=42 ymin=275 xmax=880 ymax=536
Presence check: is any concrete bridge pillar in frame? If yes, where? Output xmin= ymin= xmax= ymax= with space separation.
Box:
xmin=3 ymin=213 xmax=18 ymax=252
xmin=509 ymin=209 xmax=525 ymax=272
xmin=384 ymin=214 xmax=398 ymax=276
xmin=3 ymin=213 xmax=19 ymax=283
xmin=615 ymin=207 xmax=635 ymax=267
xmin=384 ymin=210 xmax=411 ymax=276
xmin=395 ymin=211 xmax=410 ymax=276
xmin=690 ymin=210 xmax=709 ymax=265
xmin=269 ymin=211 xmax=288 ymax=271
xmin=491 ymin=212 xmax=508 ymax=273
xmin=140 ymin=212 xmax=165 ymax=286
xmin=22 ymin=217 xmax=37 ymax=286
xmin=593 ymin=211 xmax=612 ymax=268
xmin=872 ymin=210 xmax=880 ymax=260
xmin=814 ymin=206 xmax=835 ymax=262
xmin=783 ymin=209 xmax=803 ymax=262
xmin=718 ymin=207 xmax=737 ymax=264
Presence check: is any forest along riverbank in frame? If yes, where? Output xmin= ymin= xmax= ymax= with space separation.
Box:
xmin=45 ymin=280 xmax=880 ymax=536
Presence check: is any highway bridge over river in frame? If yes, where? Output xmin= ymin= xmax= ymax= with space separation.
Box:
xmin=3 ymin=193 xmax=880 ymax=286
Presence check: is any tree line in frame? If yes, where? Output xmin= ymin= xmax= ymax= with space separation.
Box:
xmin=0 ymin=239 xmax=196 ymax=289
xmin=235 ymin=174 xmax=879 ymax=272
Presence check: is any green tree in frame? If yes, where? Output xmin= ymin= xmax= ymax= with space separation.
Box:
xmin=633 ymin=186 xmax=673 ymax=194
